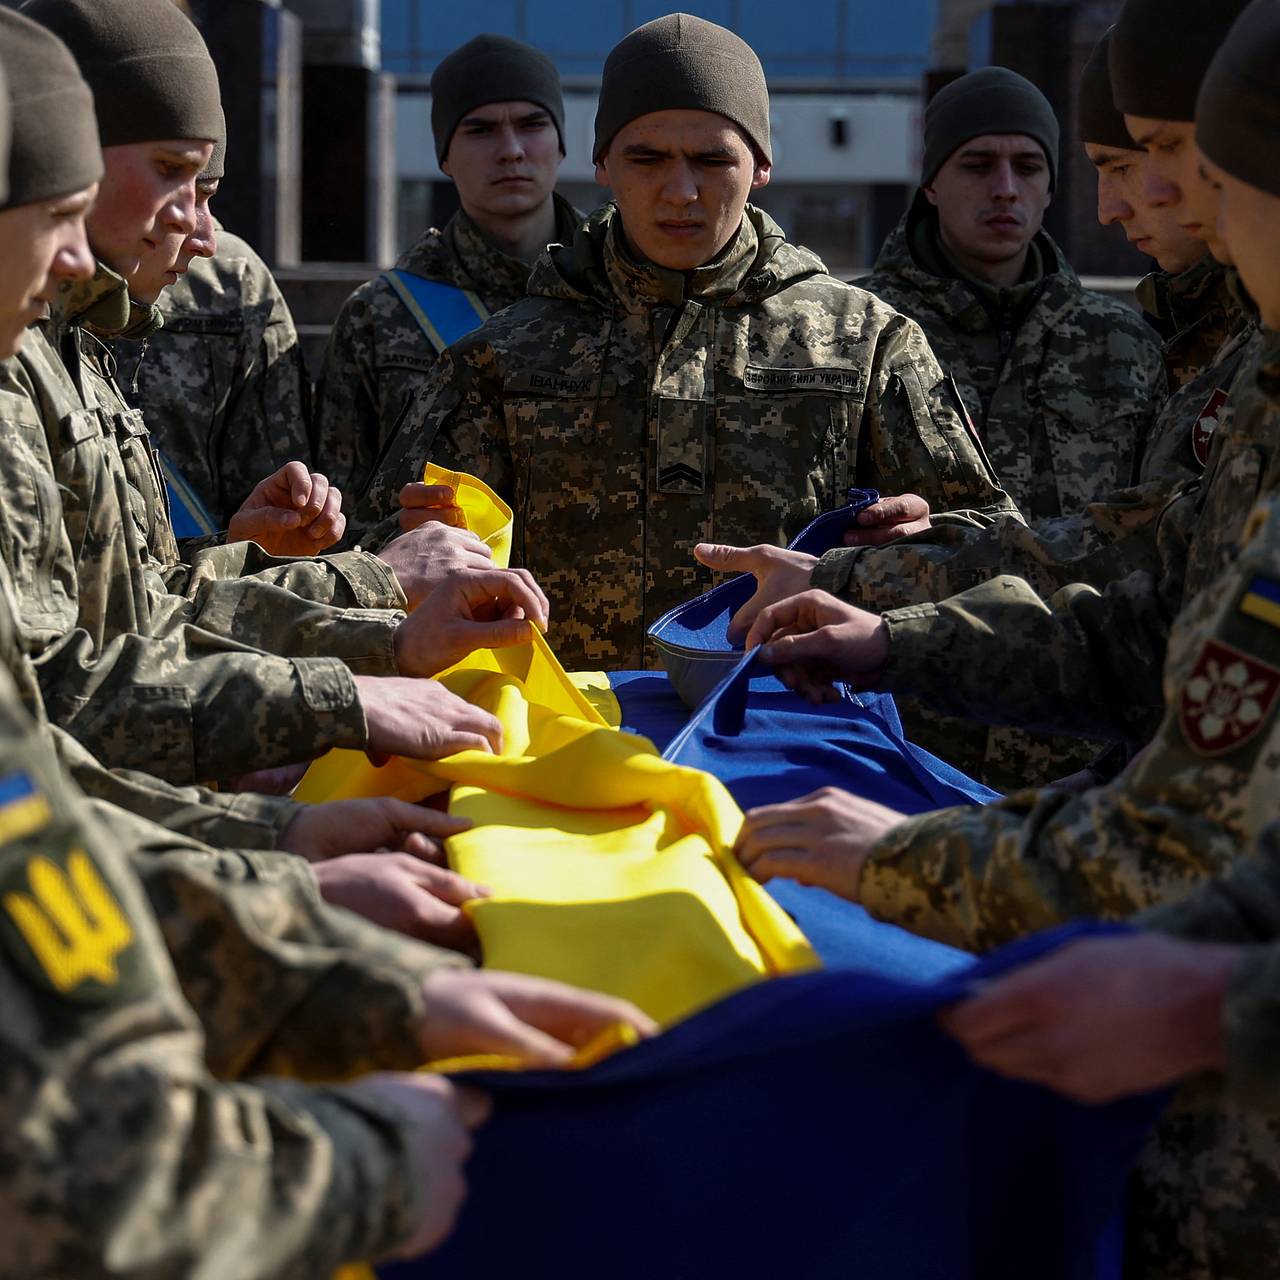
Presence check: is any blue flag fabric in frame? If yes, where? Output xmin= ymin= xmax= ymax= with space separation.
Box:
xmin=381 ymin=923 xmax=1166 ymax=1280
xmin=382 ymin=270 xmax=490 ymax=354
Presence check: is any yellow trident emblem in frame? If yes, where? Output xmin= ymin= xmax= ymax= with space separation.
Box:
xmin=4 ymin=851 xmax=133 ymax=992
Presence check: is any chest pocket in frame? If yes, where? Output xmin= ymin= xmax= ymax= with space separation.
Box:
xmin=1040 ymin=372 xmax=1149 ymax=517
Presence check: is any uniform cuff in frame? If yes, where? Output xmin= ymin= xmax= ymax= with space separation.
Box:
xmin=325 ymin=550 xmax=408 ymax=611
xmin=294 ymin=658 xmax=369 ymax=749
xmin=811 ymin=547 xmax=865 ymax=601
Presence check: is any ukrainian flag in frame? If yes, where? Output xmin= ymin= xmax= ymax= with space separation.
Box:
xmin=1240 ymin=576 xmax=1280 ymax=629
xmin=0 ymin=772 xmax=52 ymax=844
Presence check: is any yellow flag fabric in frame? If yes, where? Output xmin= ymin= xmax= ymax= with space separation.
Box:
xmin=297 ymin=467 xmax=818 ymax=1027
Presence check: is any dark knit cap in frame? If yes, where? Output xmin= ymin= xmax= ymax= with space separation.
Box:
xmin=593 ymin=13 xmax=771 ymax=164
xmin=1077 ymin=28 xmax=1135 ymax=150
xmin=430 ymin=35 xmax=564 ymax=164
xmin=202 ymin=112 xmax=225 ymax=182
xmin=1197 ymin=0 xmax=1280 ymax=199
xmin=22 ymin=0 xmax=223 ymax=147
xmin=1110 ymin=0 xmax=1253 ymax=122
xmin=0 ymin=7 xmax=102 ymax=210
xmin=922 ymin=67 xmax=1060 ymax=188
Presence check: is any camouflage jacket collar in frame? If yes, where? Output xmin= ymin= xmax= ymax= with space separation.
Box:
xmin=1136 ymin=256 xmax=1243 ymax=337
xmin=395 ymin=192 xmax=583 ymax=311
xmin=56 ymin=260 xmax=164 ymax=342
xmin=872 ymin=193 xmax=1068 ymax=335
xmin=530 ymin=201 xmax=824 ymax=313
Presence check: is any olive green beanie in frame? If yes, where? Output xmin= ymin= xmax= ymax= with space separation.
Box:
xmin=1077 ymin=28 xmax=1135 ymax=151
xmin=22 ymin=0 xmax=223 ymax=147
xmin=593 ymin=13 xmax=771 ymax=163
xmin=0 ymin=7 xmax=102 ymax=210
xmin=202 ymin=112 xmax=226 ymax=182
xmin=1197 ymin=0 xmax=1280 ymax=199
xmin=922 ymin=67 xmax=1059 ymax=188
xmin=430 ymin=35 xmax=565 ymax=164
xmin=1109 ymin=0 xmax=1253 ymax=122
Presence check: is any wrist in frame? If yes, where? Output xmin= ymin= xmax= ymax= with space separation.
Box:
xmin=1178 ymin=943 xmax=1239 ymax=1075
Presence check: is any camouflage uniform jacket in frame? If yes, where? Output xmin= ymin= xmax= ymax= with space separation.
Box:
xmin=59 ymin=261 xmax=405 ymax=613
xmin=0 ymin=639 xmax=467 ymax=1275
xmin=860 ymin=326 xmax=1276 ymax=755
xmin=0 ymin=329 xmax=378 ymax=784
xmin=857 ymin=200 xmax=1167 ymax=521
xmin=825 ymin=252 xmax=1253 ymax=788
xmin=1137 ymin=254 xmax=1244 ymax=392
xmin=314 ymin=194 xmax=584 ymax=497
xmin=360 ymin=203 xmax=1018 ymax=669
xmin=111 ymin=225 xmax=315 ymax=526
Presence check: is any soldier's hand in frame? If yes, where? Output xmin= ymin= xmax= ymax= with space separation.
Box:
xmin=939 ymin=935 xmax=1239 ymax=1103
xmin=377 ymin=522 xmax=495 ymax=611
xmin=747 ymin=590 xmax=889 ymax=701
xmin=735 ymin=786 xmax=903 ymax=899
xmin=312 ymin=852 xmax=488 ymax=951
xmin=394 ymin=569 xmax=551 ymax=677
xmin=343 ymin=1073 xmax=490 ymax=1259
xmin=417 ymin=969 xmax=659 ymax=1068
xmin=228 ymin=461 xmax=346 ymax=555
xmin=693 ymin=542 xmax=818 ymax=644
xmin=279 ymin=796 xmax=471 ymax=862
xmin=842 ymin=493 xmax=931 ymax=547
xmin=355 ymin=675 xmax=504 ymax=758
xmin=398 ymin=481 xmax=465 ymax=533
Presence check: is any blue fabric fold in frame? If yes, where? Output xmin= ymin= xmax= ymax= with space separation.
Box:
xmin=648 ymin=487 xmax=881 ymax=708
xmin=381 ymin=922 xmax=1166 ymax=1280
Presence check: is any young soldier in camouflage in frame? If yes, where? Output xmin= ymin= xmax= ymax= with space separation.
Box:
xmin=315 ymin=34 xmax=582 ymax=498
xmin=358 ymin=14 xmax=1016 ymax=670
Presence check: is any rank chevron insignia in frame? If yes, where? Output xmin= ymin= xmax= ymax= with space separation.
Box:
xmin=1180 ymin=638 xmax=1280 ymax=755
xmin=657 ymin=461 xmax=705 ymax=492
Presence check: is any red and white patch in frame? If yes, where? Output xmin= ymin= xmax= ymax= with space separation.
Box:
xmin=1180 ymin=638 xmax=1280 ymax=755
xmin=1191 ymin=388 xmax=1229 ymax=468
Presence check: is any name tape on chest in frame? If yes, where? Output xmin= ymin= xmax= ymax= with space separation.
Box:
xmin=508 ymin=370 xmax=619 ymax=399
xmin=743 ymin=365 xmax=866 ymax=394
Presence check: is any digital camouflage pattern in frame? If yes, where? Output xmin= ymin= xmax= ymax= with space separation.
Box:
xmin=0 ymin=321 xmax=378 ymax=784
xmin=858 ymin=202 xmax=1167 ymax=521
xmin=1136 ymin=254 xmax=1247 ymax=393
xmin=812 ymin=290 xmax=1260 ymax=788
xmin=111 ymin=226 xmax=314 ymax=526
xmin=314 ymin=194 xmax=583 ymax=497
xmin=357 ymin=203 xmax=1018 ymax=669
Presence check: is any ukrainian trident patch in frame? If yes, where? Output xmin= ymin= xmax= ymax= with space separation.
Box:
xmin=1191 ymin=388 xmax=1229 ymax=468
xmin=1180 ymin=639 xmax=1280 ymax=755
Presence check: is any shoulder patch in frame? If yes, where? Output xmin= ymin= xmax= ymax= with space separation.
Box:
xmin=1180 ymin=638 xmax=1280 ymax=756
xmin=0 ymin=772 xmax=52 ymax=843
xmin=1240 ymin=575 xmax=1280 ymax=630
xmin=1192 ymin=388 xmax=1229 ymax=468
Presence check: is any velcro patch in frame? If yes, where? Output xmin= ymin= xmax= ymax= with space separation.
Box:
xmin=0 ymin=772 xmax=51 ymax=844
xmin=744 ymin=365 xmax=865 ymax=394
xmin=1192 ymin=388 xmax=1229 ymax=468
xmin=507 ymin=370 xmax=618 ymax=399
xmin=1240 ymin=575 xmax=1280 ymax=630
xmin=1180 ymin=638 xmax=1280 ymax=755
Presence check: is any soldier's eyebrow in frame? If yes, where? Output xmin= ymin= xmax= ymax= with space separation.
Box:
xmin=957 ymin=145 xmax=1044 ymax=163
xmin=621 ymin=142 xmax=674 ymax=159
xmin=1089 ymin=148 xmax=1131 ymax=170
xmin=1130 ymin=125 xmax=1163 ymax=148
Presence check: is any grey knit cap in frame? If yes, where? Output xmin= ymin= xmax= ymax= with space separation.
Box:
xmin=1077 ymin=29 xmax=1135 ymax=151
xmin=594 ymin=13 xmax=771 ymax=163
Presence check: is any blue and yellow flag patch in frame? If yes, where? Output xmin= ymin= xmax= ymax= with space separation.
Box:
xmin=0 ymin=772 xmax=52 ymax=844
xmin=1240 ymin=576 xmax=1280 ymax=630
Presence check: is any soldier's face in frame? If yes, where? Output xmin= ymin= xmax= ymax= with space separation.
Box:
xmin=1123 ymin=117 xmax=1230 ymax=265
xmin=88 ymin=139 xmax=215 ymax=304
xmin=442 ymin=101 xmax=562 ymax=223
xmin=596 ymin=110 xmax=771 ymax=271
xmin=923 ymin=134 xmax=1051 ymax=269
xmin=1202 ymin=158 xmax=1280 ymax=329
xmin=1085 ymin=143 xmax=1207 ymax=274
xmin=0 ymin=183 xmax=97 ymax=359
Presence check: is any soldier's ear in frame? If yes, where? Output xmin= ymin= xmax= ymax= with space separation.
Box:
xmin=595 ymin=154 xmax=611 ymax=188
xmin=921 ymin=183 xmax=940 ymax=208
xmin=751 ymin=162 xmax=772 ymax=190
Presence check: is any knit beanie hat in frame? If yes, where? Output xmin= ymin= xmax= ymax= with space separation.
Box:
xmin=22 ymin=0 xmax=223 ymax=147
xmin=202 ymin=112 xmax=225 ymax=182
xmin=1109 ymin=0 xmax=1254 ymax=122
xmin=922 ymin=67 xmax=1060 ymax=188
xmin=594 ymin=13 xmax=771 ymax=163
xmin=1077 ymin=28 xmax=1135 ymax=150
xmin=0 ymin=7 xmax=102 ymax=210
xmin=1197 ymin=0 xmax=1280 ymax=199
xmin=430 ymin=34 xmax=564 ymax=164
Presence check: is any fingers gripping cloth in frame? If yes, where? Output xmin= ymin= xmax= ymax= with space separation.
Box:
xmin=297 ymin=466 xmax=819 ymax=1027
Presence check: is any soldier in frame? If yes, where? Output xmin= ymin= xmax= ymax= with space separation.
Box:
xmin=113 ymin=133 xmax=316 ymax=530
xmin=314 ymin=34 xmax=583 ymax=498
xmin=357 ymin=14 xmax=1017 ymax=670
xmin=857 ymin=66 xmax=1165 ymax=524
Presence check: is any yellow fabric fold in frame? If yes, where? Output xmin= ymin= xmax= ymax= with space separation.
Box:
xmin=298 ymin=469 xmax=818 ymax=1028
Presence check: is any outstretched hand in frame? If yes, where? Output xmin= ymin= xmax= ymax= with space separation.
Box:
xmin=693 ymin=542 xmax=817 ymax=644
